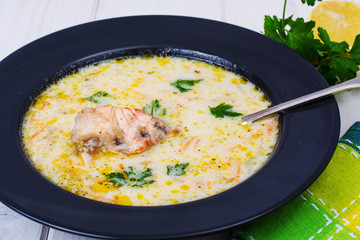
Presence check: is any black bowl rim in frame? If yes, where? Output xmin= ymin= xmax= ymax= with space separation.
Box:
xmin=0 ymin=15 xmax=340 ymax=239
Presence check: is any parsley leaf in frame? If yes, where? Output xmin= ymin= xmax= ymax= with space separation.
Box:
xmin=315 ymin=28 xmax=360 ymax=85
xmin=209 ymin=103 xmax=243 ymax=118
xmin=263 ymin=0 xmax=360 ymax=85
xmin=83 ymin=91 xmax=113 ymax=104
xmin=142 ymin=99 xmax=166 ymax=119
xmin=104 ymin=172 xmax=127 ymax=186
xmin=170 ymin=79 xmax=203 ymax=93
xmin=124 ymin=167 xmax=154 ymax=187
xmin=300 ymin=0 xmax=322 ymax=6
xmin=349 ymin=35 xmax=360 ymax=62
xmin=104 ymin=167 xmax=154 ymax=187
xmin=264 ymin=16 xmax=322 ymax=62
xmin=167 ymin=163 xmax=189 ymax=176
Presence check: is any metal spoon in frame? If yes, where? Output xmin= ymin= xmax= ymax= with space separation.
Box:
xmin=241 ymin=75 xmax=360 ymax=124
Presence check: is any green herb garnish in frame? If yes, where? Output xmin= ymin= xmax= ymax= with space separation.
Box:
xmin=167 ymin=163 xmax=190 ymax=176
xmin=83 ymin=91 xmax=113 ymax=104
xmin=104 ymin=167 xmax=154 ymax=187
xmin=142 ymin=99 xmax=166 ymax=118
xmin=104 ymin=172 xmax=127 ymax=186
xmin=170 ymin=79 xmax=203 ymax=93
xmin=209 ymin=103 xmax=243 ymax=118
xmin=300 ymin=0 xmax=320 ymax=6
xmin=264 ymin=0 xmax=360 ymax=85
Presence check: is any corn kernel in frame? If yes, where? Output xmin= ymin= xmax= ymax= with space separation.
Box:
xmin=181 ymin=185 xmax=190 ymax=190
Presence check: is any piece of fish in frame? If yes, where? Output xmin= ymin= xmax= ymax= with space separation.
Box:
xmin=70 ymin=105 xmax=177 ymax=164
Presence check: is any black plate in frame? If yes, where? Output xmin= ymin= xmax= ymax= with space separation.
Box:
xmin=0 ymin=16 xmax=340 ymax=239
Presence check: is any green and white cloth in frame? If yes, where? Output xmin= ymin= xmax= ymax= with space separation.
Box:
xmin=239 ymin=122 xmax=360 ymax=240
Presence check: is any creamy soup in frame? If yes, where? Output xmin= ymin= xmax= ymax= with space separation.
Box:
xmin=22 ymin=56 xmax=278 ymax=206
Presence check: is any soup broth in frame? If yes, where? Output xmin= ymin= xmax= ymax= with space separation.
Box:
xmin=22 ymin=56 xmax=278 ymax=206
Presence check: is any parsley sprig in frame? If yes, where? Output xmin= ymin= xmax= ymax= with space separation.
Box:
xmin=104 ymin=167 xmax=154 ymax=187
xmin=83 ymin=91 xmax=113 ymax=104
xmin=170 ymin=79 xmax=203 ymax=93
xmin=142 ymin=99 xmax=167 ymax=118
xmin=301 ymin=0 xmax=320 ymax=6
xmin=167 ymin=163 xmax=190 ymax=176
xmin=264 ymin=0 xmax=360 ymax=85
xmin=209 ymin=103 xmax=243 ymax=118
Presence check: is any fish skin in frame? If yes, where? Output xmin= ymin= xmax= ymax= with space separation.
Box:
xmin=70 ymin=105 xmax=177 ymax=163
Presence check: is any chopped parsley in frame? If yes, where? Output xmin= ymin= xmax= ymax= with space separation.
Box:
xmin=209 ymin=103 xmax=243 ymax=118
xmin=83 ymin=91 xmax=113 ymax=104
xmin=104 ymin=167 xmax=154 ymax=187
xmin=142 ymin=99 xmax=166 ymax=118
xmin=170 ymin=79 xmax=203 ymax=93
xmin=167 ymin=163 xmax=189 ymax=176
xmin=104 ymin=172 xmax=127 ymax=186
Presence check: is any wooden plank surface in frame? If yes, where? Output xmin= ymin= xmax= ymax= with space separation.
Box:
xmin=0 ymin=0 xmax=98 ymax=239
xmin=48 ymin=229 xmax=97 ymax=240
xmin=0 ymin=0 xmax=359 ymax=239
xmin=0 ymin=0 xmax=99 ymax=61
xmin=0 ymin=204 xmax=43 ymax=240
xmin=96 ymin=0 xmax=224 ymax=21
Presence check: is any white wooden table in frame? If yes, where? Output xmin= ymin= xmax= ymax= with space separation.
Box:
xmin=1 ymin=0 xmax=359 ymax=239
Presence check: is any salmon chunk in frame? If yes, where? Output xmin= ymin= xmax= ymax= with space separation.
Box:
xmin=70 ymin=106 xmax=177 ymax=164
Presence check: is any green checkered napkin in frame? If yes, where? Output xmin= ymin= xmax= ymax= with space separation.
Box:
xmin=238 ymin=122 xmax=360 ymax=240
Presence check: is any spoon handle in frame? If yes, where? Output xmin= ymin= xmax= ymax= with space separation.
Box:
xmin=242 ymin=75 xmax=360 ymax=124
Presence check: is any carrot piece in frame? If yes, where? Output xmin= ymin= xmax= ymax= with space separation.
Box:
xmin=229 ymin=145 xmax=240 ymax=151
xmin=28 ymin=124 xmax=48 ymax=142
xmin=88 ymin=191 xmax=115 ymax=204
xmin=226 ymin=158 xmax=241 ymax=183
xmin=226 ymin=178 xmax=235 ymax=183
xmin=181 ymin=136 xmax=200 ymax=152
xmin=267 ymin=124 xmax=274 ymax=134
xmin=97 ymin=180 xmax=108 ymax=184
xmin=236 ymin=164 xmax=241 ymax=176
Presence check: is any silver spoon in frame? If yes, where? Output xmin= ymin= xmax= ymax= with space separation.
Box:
xmin=241 ymin=75 xmax=360 ymax=124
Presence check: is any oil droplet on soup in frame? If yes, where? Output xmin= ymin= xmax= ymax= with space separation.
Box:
xmin=22 ymin=56 xmax=279 ymax=206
